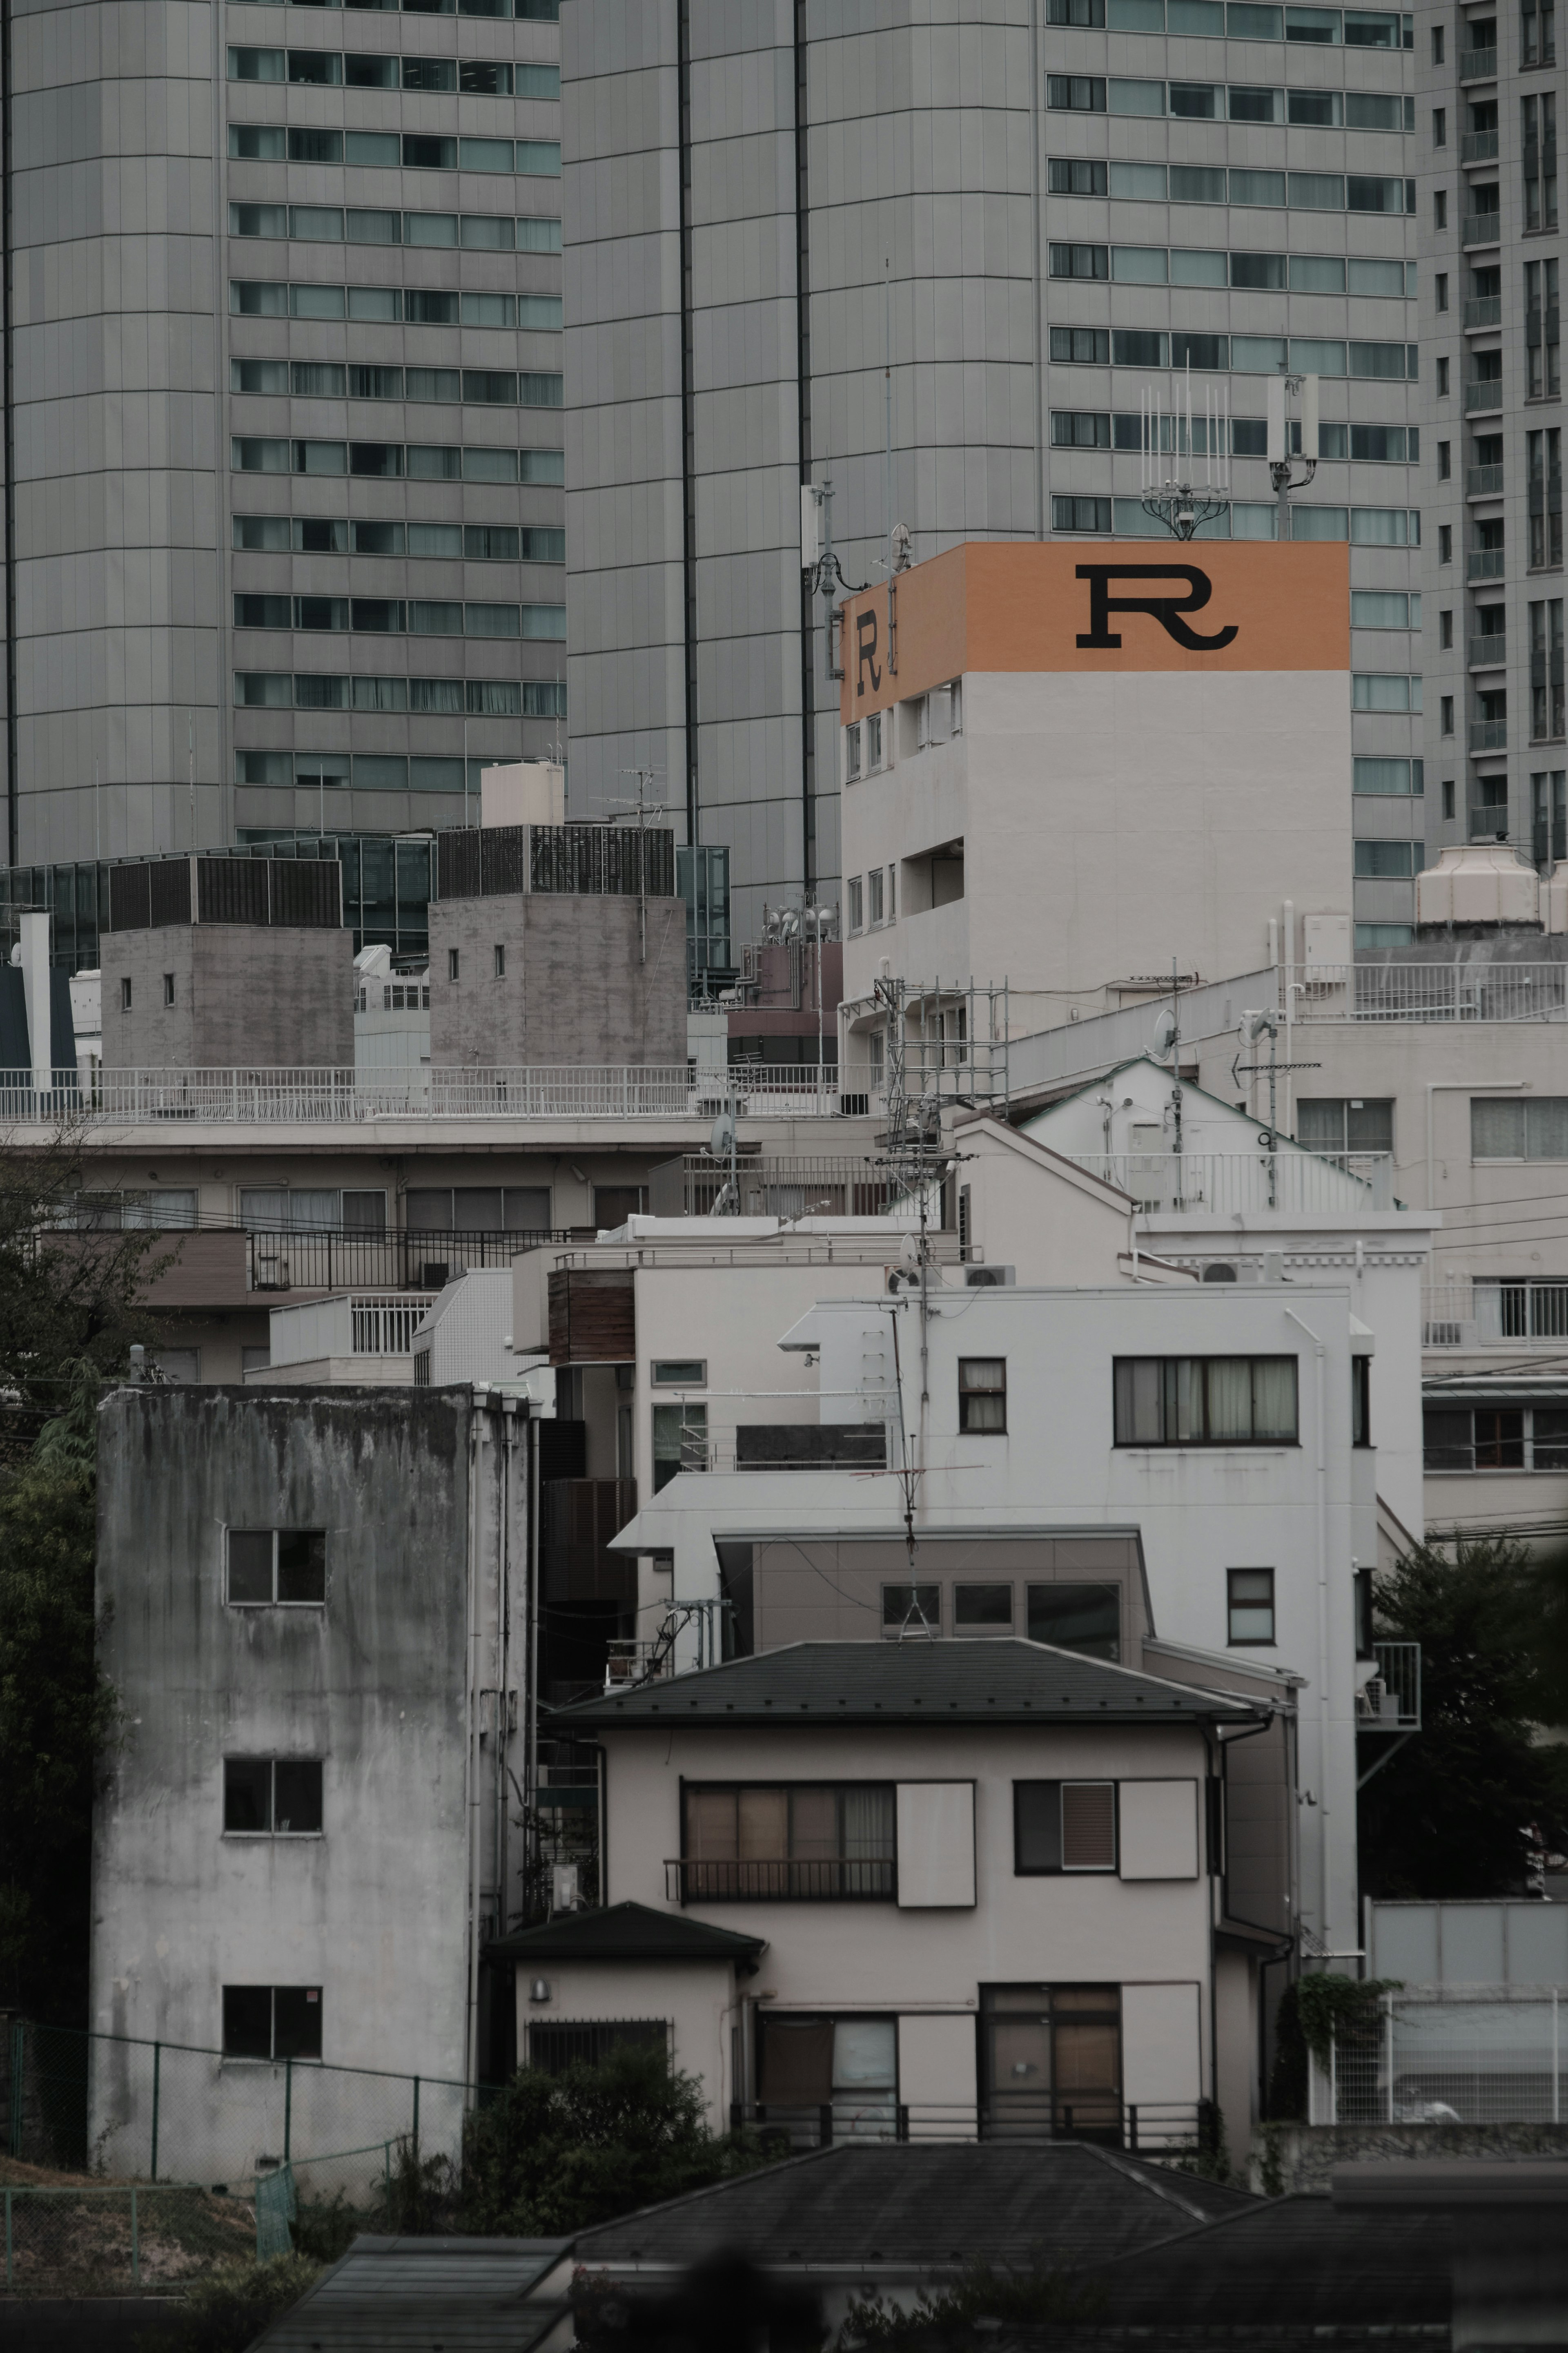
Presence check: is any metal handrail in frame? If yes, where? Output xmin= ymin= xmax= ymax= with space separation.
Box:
xmin=1065 ymin=1149 xmax=1394 ymax=1212
xmin=1291 ymin=964 xmax=1568 ymax=1022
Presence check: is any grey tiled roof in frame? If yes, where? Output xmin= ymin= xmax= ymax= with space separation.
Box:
xmin=488 ymin=1899 xmax=764 ymax=1965
xmin=252 ymin=2236 xmax=571 ymax=2351
xmin=548 ymin=1639 xmax=1263 ymax=1731
xmin=574 ymin=2141 xmax=1256 ymax=2272
xmin=1076 ymin=2194 xmax=1454 ymax=2325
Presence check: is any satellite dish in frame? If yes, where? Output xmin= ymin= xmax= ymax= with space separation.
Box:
xmin=1150 ymin=1006 xmax=1178 ymax=1063
xmin=709 ymin=1113 xmax=735 ymax=1162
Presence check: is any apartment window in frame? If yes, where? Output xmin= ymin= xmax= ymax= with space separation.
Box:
xmin=1440 ymin=609 xmax=1454 ymax=648
xmin=1296 ymin=1097 xmax=1394 ymax=1154
xmin=1355 ymin=840 xmax=1418 ymax=877
xmin=1353 ymin=756 xmax=1422 ymax=795
xmin=1433 ymin=108 xmax=1447 ymax=147
xmin=1026 ymin=1583 xmax=1120 ymax=1662
xmin=1437 ymin=357 xmax=1450 ymax=397
xmin=1441 ymin=694 xmax=1456 ymax=734
xmin=227 ymin=1530 xmax=326 ymax=1607
xmin=979 ymin=1985 xmax=1121 ymax=2142
xmin=1428 ymin=1399 xmax=1568 ymax=1468
xmin=1524 ymin=94 xmax=1559 ymax=233
xmin=1523 ymin=0 xmax=1557 ymax=65
xmin=405 ymin=1187 xmax=548 ymax=1236
xmin=680 ymin=1784 xmax=895 ymax=1899
xmin=1047 ymin=75 xmax=1107 ymax=109
xmin=1051 ymin=410 xmax=1112 ymax=448
xmin=1113 ymin=1357 xmax=1299 ymax=1445
xmin=1473 ymin=1096 xmax=1568 ymax=1156
xmin=651 ymin=1359 xmax=706 ymax=1386
xmin=1014 ymin=1782 xmax=1118 ymax=1874
xmin=847 ymin=875 xmax=864 ymax=931
xmin=845 ymin=725 xmax=862 ymax=783
xmin=158 ymin=972 xmax=174 ymax=1008
xmin=448 ymin=948 xmax=460 ymax=981
xmin=1352 ymin=1356 xmax=1372 ymax=1447
xmin=883 ymin=1582 xmax=941 ymax=1633
xmin=868 ymin=868 xmax=885 ymax=925
xmin=866 ymin=712 xmax=883 ymax=769
xmin=222 ymin=1986 xmax=321 ymax=2061
xmin=1050 ymin=326 xmax=1111 ymax=365
xmin=954 ymin=1582 xmax=1013 ymax=1630
xmin=1529 ymin=428 xmax=1564 ymax=567
xmin=1440 ymin=524 xmax=1453 ymax=565
xmin=1048 ymin=158 xmax=1109 ymax=195
xmin=1526 ymin=259 xmax=1561 ymax=397
xmin=224 ymin=1759 xmax=324 ymax=1836
xmin=1533 ymin=767 xmax=1567 ymax=861
xmin=1530 ymin=601 xmax=1566 ymax=738
xmin=529 ymin=2021 xmax=668 ymax=2075
xmin=1049 ymin=243 xmax=1109 ymax=280
xmin=1227 ymin=1568 xmax=1276 ymax=1645
xmin=958 ymin=1358 xmax=1007 ymax=1433
xmin=1434 ymin=190 xmax=1448 ymax=231
xmin=1433 ymin=22 xmax=1445 ymax=58
xmin=1051 ymin=496 xmax=1112 ymax=533
xmin=755 ymin=2015 xmax=898 ymax=2123
xmin=1443 ymin=778 xmax=1457 ymax=819
xmin=652 ymin=1400 xmax=707 ymax=1491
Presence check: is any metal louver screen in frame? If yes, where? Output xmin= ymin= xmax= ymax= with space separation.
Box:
xmin=196 ymin=859 xmax=268 ymax=926
xmin=107 ymin=863 xmax=153 ymax=931
xmin=437 ymin=829 xmax=481 ymax=900
xmin=269 ymin=859 xmax=342 ymax=928
xmin=1061 ymin=1782 xmax=1117 ymax=1871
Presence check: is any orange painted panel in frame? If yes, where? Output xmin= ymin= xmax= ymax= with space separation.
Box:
xmin=838 ymin=540 xmax=1352 ymax=720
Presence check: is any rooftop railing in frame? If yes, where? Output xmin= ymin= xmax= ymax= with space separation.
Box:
xmin=724 ymin=2098 xmax=1202 ymax=2152
xmin=1067 ymin=1149 xmax=1394 ymax=1213
xmin=1290 ymin=963 xmax=1568 ymax=1022
xmin=0 ymin=1065 xmax=851 ymax=1126
xmin=1424 ymin=1276 xmax=1568 ymax=1345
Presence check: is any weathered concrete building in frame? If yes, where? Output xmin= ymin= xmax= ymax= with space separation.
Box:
xmin=427 ymin=822 xmax=688 ymax=1068
xmin=91 ymin=1383 xmax=528 ymax=2181
xmin=100 ymin=854 xmax=353 ymax=1069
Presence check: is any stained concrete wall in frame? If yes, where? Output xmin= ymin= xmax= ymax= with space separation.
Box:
xmin=428 ymin=893 xmax=688 ymax=1068
xmin=91 ymin=1386 xmax=478 ymax=2182
xmin=101 ymin=926 xmax=354 ymax=1068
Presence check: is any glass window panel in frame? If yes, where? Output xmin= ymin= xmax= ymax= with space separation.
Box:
xmin=1290 ymin=253 xmax=1345 ymax=291
xmin=1015 ymin=1782 xmax=1063 ymax=1871
xmin=276 ymin=1529 xmax=326 ymax=1603
xmin=1472 ymin=1099 xmax=1526 ymax=1158
xmin=955 ymin=1582 xmax=1013 ymax=1626
xmin=1232 ymin=334 xmax=1290 ymax=370
xmin=223 ymin=1987 xmax=274 ymax=2058
xmin=737 ymin=1788 xmax=788 ymax=1859
xmin=833 ymin=2018 xmax=897 ymax=2089
xmin=228 ymin=1531 xmax=274 ymax=1604
xmin=1229 ymin=170 xmax=1287 ymax=205
xmin=1027 ymin=1584 xmax=1120 ymax=1661
xmin=1229 ymin=83 xmax=1283 ymax=119
xmin=882 ymin=1581 xmax=942 ymax=1629
xmin=1109 ymin=78 xmax=1167 ymax=112
xmin=1251 ymin=1358 xmax=1298 ymax=1438
xmin=273 ymin=1761 xmax=323 ymax=1833
xmin=1527 ymin=1099 xmax=1568 ymax=1159
xmin=1205 ymin=1357 xmax=1254 ymax=1439
xmin=272 ymin=1988 xmax=322 ymax=2061
xmin=1114 ymin=1357 xmax=1164 ymax=1441
xmin=1109 ymin=161 xmax=1168 ymax=198
xmin=224 ymin=1759 xmax=273 ymax=1832
xmin=1169 ymin=164 xmax=1227 ymax=202
xmin=1172 ymin=248 xmax=1228 ymax=285
xmin=758 ymin=2019 xmax=833 ymax=2104
xmin=1532 ymin=1409 xmax=1568 ymax=1469
xmin=1112 ymin=245 xmax=1168 ymax=282
xmin=1169 ymin=80 xmax=1221 ymax=114
xmin=790 ymin=1787 xmax=840 ymax=1860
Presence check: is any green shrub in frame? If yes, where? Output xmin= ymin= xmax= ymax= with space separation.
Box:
xmin=133 ymin=2255 xmax=319 ymax=2353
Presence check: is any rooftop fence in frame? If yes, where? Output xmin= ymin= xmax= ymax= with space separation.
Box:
xmin=1066 ymin=1149 xmax=1395 ymax=1214
xmin=1309 ymin=1990 xmax=1568 ymax=2125
xmin=0 ymin=1066 xmax=849 ymax=1125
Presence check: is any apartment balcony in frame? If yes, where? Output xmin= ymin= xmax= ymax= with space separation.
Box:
xmin=1468 ymin=802 xmax=1512 ymax=836
xmin=1355 ymin=1644 xmax=1422 ymax=1732
xmin=666 ymin=1856 xmax=896 ymax=1902
xmin=1460 ymin=43 xmax=1499 ymax=78
xmin=1460 ymin=130 xmax=1500 ymax=163
xmin=1468 ymin=547 xmax=1507 ymax=579
xmin=1463 ymin=295 xmax=1502 ymax=328
xmin=1425 ymin=1276 xmax=1568 ymax=1347
xmin=1467 ymin=462 xmax=1505 ymax=495
xmin=723 ymin=2098 xmax=1202 ymax=2152
xmin=1463 ymin=376 xmax=1504 ymax=410
xmin=1469 ymin=717 xmax=1509 ymax=750
xmin=1469 ymin=632 xmax=1508 ymax=665
xmin=1461 ymin=212 xmax=1503 ymax=248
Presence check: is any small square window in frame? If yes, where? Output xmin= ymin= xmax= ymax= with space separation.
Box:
xmin=883 ymin=1581 xmax=942 ymax=1633
xmin=958 ymin=1357 xmax=1007 ymax=1432
xmin=1227 ymin=1567 xmax=1276 ymax=1645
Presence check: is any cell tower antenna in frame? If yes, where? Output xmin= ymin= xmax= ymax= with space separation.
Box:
xmin=1140 ymin=360 xmax=1230 ymax=540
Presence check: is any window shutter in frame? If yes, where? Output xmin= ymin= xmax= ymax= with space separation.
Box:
xmin=1118 ymin=1780 xmax=1199 ymax=1879
xmin=1062 ymin=1782 xmax=1117 ymax=1870
xmin=895 ymin=1782 xmax=976 ymax=1907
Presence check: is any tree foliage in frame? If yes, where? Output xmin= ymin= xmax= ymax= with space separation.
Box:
xmin=457 ymin=2044 xmax=769 ymax=2236
xmin=1358 ymin=1538 xmax=1568 ymax=1901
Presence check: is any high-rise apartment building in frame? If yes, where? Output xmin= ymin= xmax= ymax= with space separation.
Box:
xmin=564 ymin=2 xmax=1423 ymax=947
xmin=1417 ymin=0 xmax=1562 ymax=877
xmin=2 ymin=0 xmax=564 ymax=872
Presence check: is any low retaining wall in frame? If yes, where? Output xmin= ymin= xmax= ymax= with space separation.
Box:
xmin=1252 ymin=2119 xmax=1568 ymax=2195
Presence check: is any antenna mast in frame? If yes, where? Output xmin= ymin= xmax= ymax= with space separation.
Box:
xmin=1140 ymin=361 xmax=1230 ymax=540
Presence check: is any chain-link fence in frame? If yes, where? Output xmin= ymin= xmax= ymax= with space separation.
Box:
xmin=5 ymin=2021 xmax=485 ymax=2202
xmin=1312 ymin=1990 xmax=1568 ymax=2124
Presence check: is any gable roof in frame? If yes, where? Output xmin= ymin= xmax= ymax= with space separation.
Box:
xmin=487 ymin=1900 xmax=765 ymax=1970
xmin=573 ymin=2140 xmax=1256 ymax=2273
xmin=1073 ymin=2192 xmax=1453 ymax=2326
xmin=1021 ymin=1056 xmax=1291 ymax=1151
xmin=546 ymin=1639 xmax=1264 ymax=1731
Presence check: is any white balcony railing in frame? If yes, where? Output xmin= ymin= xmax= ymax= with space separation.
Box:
xmin=1424 ymin=1277 xmax=1568 ymax=1347
xmin=0 ymin=1066 xmax=852 ymax=1126
xmin=1067 ymin=1150 xmax=1394 ymax=1213
xmin=1288 ymin=964 xmax=1568 ymax=1023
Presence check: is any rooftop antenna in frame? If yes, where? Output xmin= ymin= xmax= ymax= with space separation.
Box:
xmin=611 ymin=765 xmax=666 ymax=964
xmin=1267 ymin=371 xmax=1319 ymax=541
xmin=802 ymin=478 xmax=869 ymax=683
xmin=1140 ymin=360 xmax=1229 ymax=540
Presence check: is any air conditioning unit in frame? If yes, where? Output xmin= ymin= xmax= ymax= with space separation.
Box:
xmin=964 ymin=1265 xmax=1015 ymax=1287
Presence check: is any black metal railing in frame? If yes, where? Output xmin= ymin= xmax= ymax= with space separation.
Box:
xmin=724 ymin=2099 xmax=1203 ymax=2150
xmin=247 ymin=1224 xmax=572 ymax=1293
xmin=666 ymin=1856 xmax=895 ymax=1903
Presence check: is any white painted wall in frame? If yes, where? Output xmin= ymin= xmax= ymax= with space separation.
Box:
xmin=616 ymin=1280 xmax=1364 ymax=1960
xmin=514 ymin=1957 xmax=740 ymax=2133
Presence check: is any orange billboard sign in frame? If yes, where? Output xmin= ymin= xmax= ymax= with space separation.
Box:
xmin=837 ymin=540 xmax=1352 ymax=722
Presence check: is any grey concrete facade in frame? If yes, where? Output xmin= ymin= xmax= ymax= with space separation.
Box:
xmin=101 ymin=921 xmax=354 ymax=1067
xmin=4 ymin=1 xmax=565 ymax=868
xmin=563 ymin=0 xmax=1423 ymax=945
xmin=90 ymin=1384 xmax=525 ymax=2178
xmin=1415 ymin=0 xmax=1561 ymax=880
xmin=428 ymin=888 xmax=689 ymax=1064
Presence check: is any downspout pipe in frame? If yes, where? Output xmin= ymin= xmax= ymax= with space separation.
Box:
xmin=1284 ymin=1308 xmax=1331 ymax=1956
